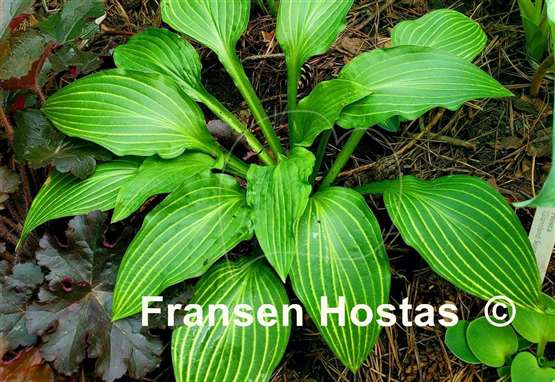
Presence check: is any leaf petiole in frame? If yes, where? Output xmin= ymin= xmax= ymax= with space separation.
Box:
xmin=320 ymin=128 xmax=366 ymax=189
xmin=221 ymin=51 xmax=284 ymax=158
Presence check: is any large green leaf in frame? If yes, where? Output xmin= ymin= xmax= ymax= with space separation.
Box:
xmin=358 ymin=175 xmax=541 ymax=309
xmin=337 ymin=46 xmax=513 ymax=129
xmin=291 ymin=187 xmax=391 ymax=371
xmin=391 ymin=9 xmax=487 ymax=61
xmin=113 ymin=28 xmax=204 ymax=101
xmin=42 ymin=69 xmax=219 ymax=158
xmin=112 ymin=171 xmax=253 ymax=320
xmin=276 ymin=0 xmax=353 ymax=82
xmin=172 ymin=257 xmax=290 ymax=382
xmin=19 ymin=159 xmax=140 ymax=244
xmin=466 ymin=317 xmax=518 ymax=367
xmin=112 ymin=28 xmax=275 ymax=165
xmin=246 ymin=147 xmax=314 ymax=280
xmin=293 ymin=79 xmax=371 ymax=147
xmin=161 ymin=0 xmax=249 ymax=57
xmin=112 ymin=152 xmax=217 ymax=222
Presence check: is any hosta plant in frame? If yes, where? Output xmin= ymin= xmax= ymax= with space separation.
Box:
xmin=518 ymin=0 xmax=550 ymax=64
xmin=445 ymin=294 xmax=555 ymax=381
xmin=18 ymin=1 xmax=545 ymax=381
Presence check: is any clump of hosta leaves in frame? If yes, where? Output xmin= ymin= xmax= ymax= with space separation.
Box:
xmin=12 ymin=0 xmax=554 ymax=381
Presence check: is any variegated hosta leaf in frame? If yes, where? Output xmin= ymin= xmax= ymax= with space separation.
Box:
xmin=291 ymin=187 xmax=391 ymax=371
xmin=112 ymin=171 xmax=253 ymax=320
xmin=42 ymin=69 xmax=219 ymax=158
xmin=293 ymin=79 xmax=371 ymax=146
xmin=337 ymin=46 xmax=513 ymax=129
xmin=19 ymin=158 xmax=140 ymax=244
xmin=112 ymin=152 xmax=217 ymax=222
xmin=391 ymin=9 xmax=487 ymax=61
xmin=246 ymin=147 xmax=315 ymax=280
xmin=113 ymin=28 xmax=204 ymax=100
xmin=276 ymin=0 xmax=353 ymax=80
xmin=358 ymin=175 xmax=541 ymax=309
xmin=172 ymin=257 xmax=290 ymax=382
xmin=161 ymin=0 xmax=249 ymax=57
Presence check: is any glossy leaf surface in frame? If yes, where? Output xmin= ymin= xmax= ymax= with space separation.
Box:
xmin=291 ymin=187 xmax=391 ymax=371
xmin=391 ymin=9 xmax=487 ymax=61
xmin=293 ymin=79 xmax=371 ymax=146
xmin=113 ymin=28 xmax=204 ymax=100
xmin=161 ymin=0 xmax=249 ymax=57
xmin=112 ymin=153 xmax=216 ymax=222
xmin=466 ymin=317 xmax=518 ymax=367
xmin=113 ymin=172 xmax=253 ymax=320
xmin=42 ymin=69 xmax=219 ymax=158
xmin=337 ymin=46 xmax=512 ymax=129
xmin=20 ymin=159 xmax=140 ymax=244
xmin=247 ymin=147 xmax=314 ymax=280
xmin=276 ymin=0 xmax=353 ymax=77
xmin=172 ymin=257 xmax=290 ymax=382
xmin=358 ymin=175 xmax=541 ymax=309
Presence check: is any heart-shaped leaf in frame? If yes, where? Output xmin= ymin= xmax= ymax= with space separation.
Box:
xmin=391 ymin=9 xmax=487 ymax=61
xmin=112 ymin=152 xmax=217 ymax=222
xmin=444 ymin=320 xmax=480 ymax=364
xmin=291 ymin=187 xmax=391 ymax=371
xmin=112 ymin=171 xmax=253 ymax=320
xmin=512 ymin=293 xmax=555 ymax=343
xmin=337 ymin=46 xmax=513 ymax=129
xmin=247 ymin=147 xmax=314 ymax=280
xmin=42 ymin=69 xmax=219 ymax=158
xmin=358 ymin=175 xmax=541 ymax=309
xmin=511 ymin=352 xmax=555 ymax=382
xmin=19 ymin=158 xmax=140 ymax=244
xmin=172 ymin=257 xmax=290 ymax=382
xmin=292 ymin=79 xmax=371 ymax=146
xmin=466 ymin=317 xmax=518 ymax=367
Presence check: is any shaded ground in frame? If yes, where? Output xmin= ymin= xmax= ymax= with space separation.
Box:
xmin=1 ymin=0 xmax=554 ymax=381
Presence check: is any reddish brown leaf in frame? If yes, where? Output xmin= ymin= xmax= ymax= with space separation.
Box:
xmin=0 ymin=347 xmax=54 ymax=382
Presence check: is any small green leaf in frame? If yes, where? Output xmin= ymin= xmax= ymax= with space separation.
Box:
xmin=161 ymin=0 xmax=250 ymax=58
xmin=337 ymin=46 xmax=513 ymax=129
xmin=293 ymin=79 xmax=371 ymax=146
xmin=247 ymin=147 xmax=315 ymax=280
xmin=466 ymin=317 xmax=518 ymax=367
xmin=112 ymin=171 xmax=253 ymax=320
xmin=511 ymin=352 xmax=555 ymax=382
xmin=391 ymin=9 xmax=488 ymax=61
xmin=42 ymin=69 xmax=219 ymax=158
xmin=358 ymin=175 xmax=541 ymax=309
xmin=38 ymin=0 xmax=104 ymax=43
xmin=291 ymin=187 xmax=391 ymax=371
xmin=276 ymin=0 xmax=353 ymax=82
xmin=512 ymin=293 xmax=555 ymax=344
xmin=113 ymin=28 xmax=204 ymax=100
xmin=19 ymin=159 xmax=140 ymax=244
xmin=172 ymin=257 xmax=290 ymax=382
xmin=444 ymin=320 xmax=480 ymax=364
xmin=112 ymin=152 xmax=216 ymax=222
